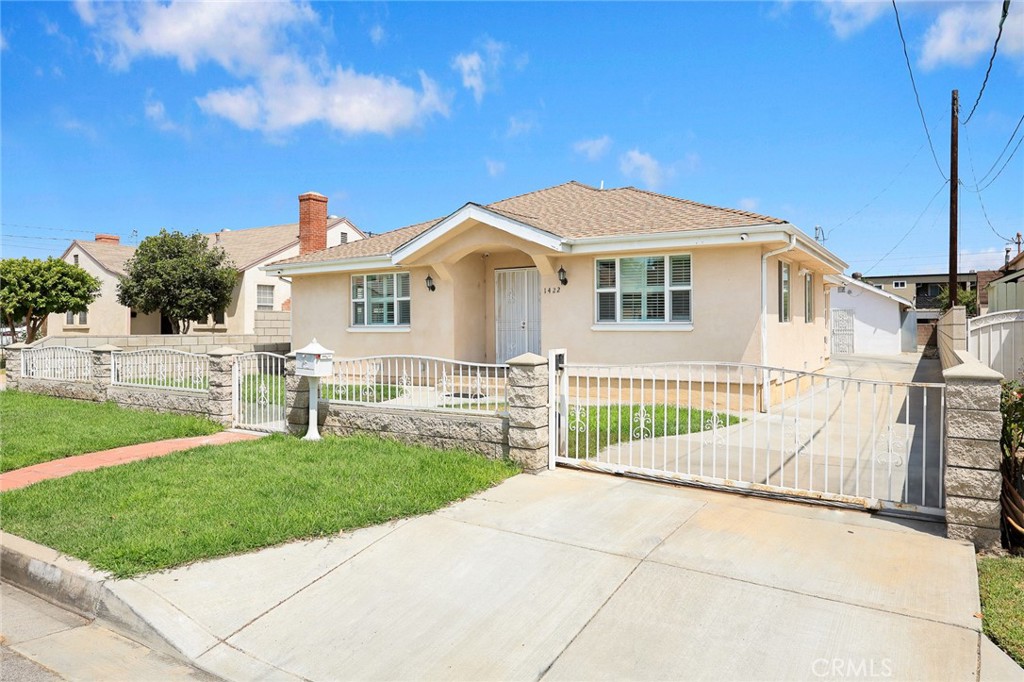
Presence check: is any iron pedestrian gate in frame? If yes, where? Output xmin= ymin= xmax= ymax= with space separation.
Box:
xmin=830 ymin=309 xmax=855 ymax=356
xmin=233 ymin=352 xmax=288 ymax=432
xmin=550 ymin=355 xmax=946 ymax=518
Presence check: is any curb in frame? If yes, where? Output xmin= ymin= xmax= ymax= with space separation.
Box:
xmin=0 ymin=530 xmax=200 ymax=666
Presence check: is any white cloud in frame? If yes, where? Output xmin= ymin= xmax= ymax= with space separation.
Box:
xmin=920 ymin=2 xmax=1024 ymax=70
xmin=738 ymin=197 xmax=760 ymax=211
xmin=573 ymin=135 xmax=612 ymax=161
xmin=820 ymin=0 xmax=887 ymax=39
xmin=57 ymin=114 xmax=98 ymax=141
xmin=485 ymin=159 xmax=506 ymax=177
xmin=506 ymin=114 xmax=536 ymax=138
xmin=960 ymin=247 xmax=1005 ymax=273
xmin=452 ymin=37 xmax=507 ymax=103
xmin=619 ymin=149 xmax=671 ymax=190
xmin=0 ymin=32 xmax=8 ymax=51
xmin=369 ymin=24 xmax=386 ymax=46
xmin=145 ymin=96 xmax=188 ymax=136
xmin=74 ymin=0 xmax=449 ymax=135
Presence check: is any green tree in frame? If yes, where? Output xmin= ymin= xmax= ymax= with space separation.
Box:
xmin=0 ymin=257 xmax=102 ymax=343
xmin=117 ymin=229 xmax=237 ymax=334
xmin=936 ymin=285 xmax=979 ymax=317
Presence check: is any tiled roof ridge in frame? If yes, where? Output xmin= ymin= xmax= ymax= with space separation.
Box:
xmin=613 ymin=185 xmax=787 ymax=225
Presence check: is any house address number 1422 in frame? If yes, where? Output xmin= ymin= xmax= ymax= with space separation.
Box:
xmin=544 ymin=287 xmax=561 ymax=294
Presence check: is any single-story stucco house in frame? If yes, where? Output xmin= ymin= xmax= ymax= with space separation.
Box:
xmin=826 ymin=274 xmax=916 ymax=356
xmin=49 ymin=212 xmax=363 ymax=337
xmin=265 ymin=182 xmax=847 ymax=369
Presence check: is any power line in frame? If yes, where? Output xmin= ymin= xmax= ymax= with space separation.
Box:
xmin=0 ymin=222 xmax=131 ymax=237
xmin=962 ymin=123 xmax=1014 ymax=243
xmin=864 ymin=179 xmax=950 ymax=274
xmin=825 ymin=141 xmax=925 ymax=240
xmin=892 ymin=0 xmax=947 ymax=181
xmin=966 ymin=112 xmax=1024 ymax=189
xmin=964 ymin=130 xmax=1024 ymax=193
xmin=964 ymin=0 xmax=1012 ymax=125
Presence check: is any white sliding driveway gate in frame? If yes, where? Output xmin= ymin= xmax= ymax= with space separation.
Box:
xmin=233 ymin=352 xmax=288 ymax=432
xmin=551 ymin=357 xmax=945 ymax=517
xmin=968 ymin=309 xmax=1024 ymax=380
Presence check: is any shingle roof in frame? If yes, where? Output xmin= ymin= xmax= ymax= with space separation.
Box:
xmin=73 ymin=218 xmax=351 ymax=274
xmin=272 ymin=181 xmax=787 ymax=266
xmin=76 ymin=241 xmax=137 ymax=276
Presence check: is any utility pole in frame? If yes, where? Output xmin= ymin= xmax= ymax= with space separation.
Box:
xmin=949 ymin=89 xmax=959 ymax=302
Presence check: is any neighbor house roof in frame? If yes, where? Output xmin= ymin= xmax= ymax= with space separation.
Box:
xmin=826 ymin=274 xmax=914 ymax=308
xmin=271 ymin=181 xmax=791 ymax=267
xmin=66 ymin=218 xmax=357 ymax=275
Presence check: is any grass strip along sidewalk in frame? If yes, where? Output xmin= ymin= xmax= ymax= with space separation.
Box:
xmin=978 ymin=555 xmax=1024 ymax=666
xmin=0 ymin=434 xmax=519 ymax=578
xmin=0 ymin=391 xmax=221 ymax=472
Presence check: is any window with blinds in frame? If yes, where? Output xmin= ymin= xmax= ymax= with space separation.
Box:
xmin=594 ymin=255 xmax=691 ymax=324
xmin=804 ymin=272 xmax=814 ymax=323
xmin=352 ymin=272 xmax=410 ymax=326
xmin=779 ymin=262 xmax=791 ymax=323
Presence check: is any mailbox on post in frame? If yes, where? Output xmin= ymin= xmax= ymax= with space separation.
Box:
xmin=293 ymin=339 xmax=334 ymax=441
xmin=295 ymin=339 xmax=333 ymax=378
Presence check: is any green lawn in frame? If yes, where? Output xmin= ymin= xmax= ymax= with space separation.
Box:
xmin=978 ymin=555 xmax=1024 ymax=666
xmin=0 ymin=434 xmax=519 ymax=577
xmin=0 ymin=391 xmax=221 ymax=473
xmin=565 ymin=404 xmax=739 ymax=459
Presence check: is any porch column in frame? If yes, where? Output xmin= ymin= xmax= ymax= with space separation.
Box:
xmin=506 ymin=352 xmax=549 ymax=473
xmin=207 ymin=346 xmax=241 ymax=427
xmin=943 ymin=356 xmax=1004 ymax=551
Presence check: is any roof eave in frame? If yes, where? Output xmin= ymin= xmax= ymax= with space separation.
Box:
xmin=262 ymin=254 xmax=394 ymax=277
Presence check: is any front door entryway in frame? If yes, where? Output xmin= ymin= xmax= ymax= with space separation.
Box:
xmin=495 ymin=268 xmax=541 ymax=363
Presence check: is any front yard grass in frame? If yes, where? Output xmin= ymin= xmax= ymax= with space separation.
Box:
xmin=0 ymin=391 xmax=221 ymax=472
xmin=978 ymin=555 xmax=1024 ymax=666
xmin=566 ymin=404 xmax=739 ymax=459
xmin=0 ymin=433 xmax=519 ymax=578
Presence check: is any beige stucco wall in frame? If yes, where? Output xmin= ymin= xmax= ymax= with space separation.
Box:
xmin=46 ymin=245 xmax=128 ymax=337
xmin=765 ymin=254 xmax=829 ymax=372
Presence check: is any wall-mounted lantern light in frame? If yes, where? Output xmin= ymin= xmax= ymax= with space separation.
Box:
xmin=425 ymin=274 xmax=436 ymax=292
xmin=558 ymin=266 xmax=568 ymax=286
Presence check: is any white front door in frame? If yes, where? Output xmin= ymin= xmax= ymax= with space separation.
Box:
xmin=495 ymin=268 xmax=541 ymax=363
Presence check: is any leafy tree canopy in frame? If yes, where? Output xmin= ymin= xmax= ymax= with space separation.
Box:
xmin=936 ymin=284 xmax=979 ymax=317
xmin=117 ymin=229 xmax=238 ymax=334
xmin=0 ymin=257 xmax=102 ymax=343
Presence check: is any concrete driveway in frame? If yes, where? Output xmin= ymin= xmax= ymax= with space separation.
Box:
xmin=87 ymin=468 xmax=996 ymax=681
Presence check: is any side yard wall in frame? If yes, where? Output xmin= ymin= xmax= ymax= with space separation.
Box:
xmin=33 ymin=333 xmax=289 ymax=355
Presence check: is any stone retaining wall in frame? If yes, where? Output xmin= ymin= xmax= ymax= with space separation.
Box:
xmin=107 ymin=386 xmax=212 ymax=418
xmin=33 ymin=333 xmax=288 ymax=355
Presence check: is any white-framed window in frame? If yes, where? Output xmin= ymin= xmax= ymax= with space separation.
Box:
xmin=804 ymin=272 xmax=814 ymax=323
xmin=595 ymin=255 xmax=692 ymax=324
xmin=779 ymin=262 xmax=791 ymax=323
xmin=892 ymin=280 xmax=907 ymax=289
xmin=352 ymin=272 xmax=411 ymax=326
xmin=73 ymin=254 xmax=79 ymax=265
xmin=65 ymin=310 xmax=87 ymax=325
xmin=256 ymin=285 xmax=274 ymax=311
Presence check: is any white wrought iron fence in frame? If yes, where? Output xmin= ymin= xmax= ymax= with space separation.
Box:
xmin=968 ymin=309 xmax=1024 ymax=380
xmin=553 ymin=361 xmax=945 ymax=516
xmin=21 ymin=346 xmax=93 ymax=381
xmin=234 ymin=352 xmax=288 ymax=432
xmin=321 ymin=355 xmax=508 ymax=414
xmin=112 ymin=348 xmax=209 ymax=392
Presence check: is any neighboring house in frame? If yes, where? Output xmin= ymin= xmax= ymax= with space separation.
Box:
xmin=858 ymin=272 xmax=977 ymax=311
xmin=48 ymin=209 xmax=363 ymax=336
xmin=265 ymin=182 xmax=847 ymax=370
xmin=826 ymin=274 xmax=915 ymax=356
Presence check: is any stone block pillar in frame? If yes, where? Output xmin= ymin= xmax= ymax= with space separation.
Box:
xmin=4 ymin=343 xmax=27 ymax=391
xmin=943 ymin=356 xmax=1004 ymax=551
xmin=506 ymin=352 xmax=549 ymax=473
xmin=207 ymin=346 xmax=240 ymax=427
xmin=91 ymin=344 xmax=120 ymax=401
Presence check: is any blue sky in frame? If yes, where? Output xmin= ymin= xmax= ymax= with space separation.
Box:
xmin=2 ymin=1 xmax=1022 ymax=276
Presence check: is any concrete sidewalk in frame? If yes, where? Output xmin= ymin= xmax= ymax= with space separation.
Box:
xmin=7 ymin=468 xmax=1020 ymax=681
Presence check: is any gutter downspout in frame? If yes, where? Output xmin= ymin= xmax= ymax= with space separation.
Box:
xmin=760 ymin=234 xmax=797 ymax=411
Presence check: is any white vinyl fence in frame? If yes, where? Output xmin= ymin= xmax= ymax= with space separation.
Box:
xmin=20 ymin=346 xmax=92 ymax=381
xmin=553 ymin=361 xmax=945 ymax=516
xmin=322 ymin=355 xmax=508 ymax=414
xmin=112 ymin=348 xmax=209 ymax=392
xmin=968 ymin=309 xmax=1024 ymax=380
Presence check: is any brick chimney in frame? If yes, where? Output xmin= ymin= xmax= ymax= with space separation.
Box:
xmin=298 ymin=192 xmax=328 ymax=255
xmin=95 ymin=233 xmax=120 ymax=244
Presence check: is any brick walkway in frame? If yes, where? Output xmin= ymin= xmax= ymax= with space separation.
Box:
xmin=0 ymin=431 xmax=261 ymax=492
